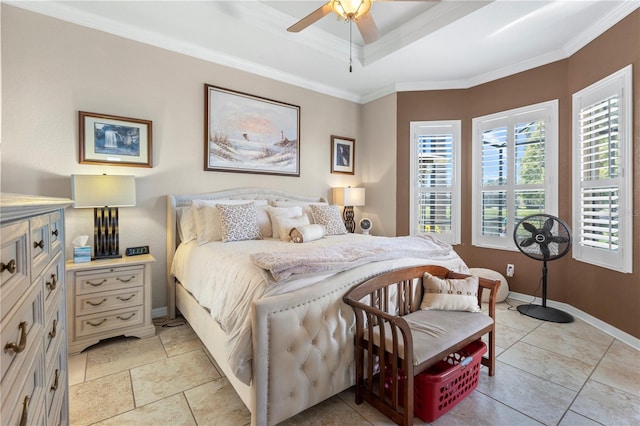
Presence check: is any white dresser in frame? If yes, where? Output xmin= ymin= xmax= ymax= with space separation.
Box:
xmin=1 ymin=193 xmax=71 ymax=426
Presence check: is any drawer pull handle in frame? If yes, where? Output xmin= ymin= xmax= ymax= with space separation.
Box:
xmin=33 ymin=239 xmax=45 ymax=249
xmin=117 ymin=294 xmax=135 ymax=302
xmin=46 ymin=273 xmax=57 ymax=290
xmin=87 ymin=319 xmax=107 ymax=327
xmin=0 ymin=259 xmax=17 ymax=274
xmin=49 ymin=319 xmax=58 ymax=339
xmin=19 ymin=395 xmax=30 ymax=426
xmin=116 ymin=275 xmax=136 ymax=283
xmin=87 ymin=279 xmax=107 ymax=287
xmin=52 ymin=229 xmax=59 ymax=237
xmin=117 ymin=313 xmax=136 ymax=321
xmin=86 ymin=298 xmax=107 ymax=307
xmin=51 ymin=369 xmax=60 ymax=392
xmin=4 ymin=321 xmax=28 ymax=354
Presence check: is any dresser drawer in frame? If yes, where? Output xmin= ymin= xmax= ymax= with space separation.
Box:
xmin=75 ymin=306 xmax=144 ymax=338
xmin=44 ymin=296 xmax=65 ymax=370
xmin=1 ymin=340 xmax=45 ymax=426
xmin=42 ymin=253 xmax=64 ymax=320
xmin=45 ymin=336 xmax=67 ymax=426
xmin=76 ymin=287 xmax=144 ymax=316
xmin=1 ymin=282 xmax=44 ymax=387
xmin=1 ymin=220 xmax=30 ymax=322
xmin=30 ymin=214 xmax=51 ymax=280
xmin=75 ymin=265 xmax=144 ymax=295
xmin=49 ymin=211 xmax=63 ymax=257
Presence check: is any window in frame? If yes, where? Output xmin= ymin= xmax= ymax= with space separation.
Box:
xmin=472 ymin=100 xmax=558 ymax=250
xmin=572 ymin=65 xmax=633 ymax=273
xmin=410 ymin=121 xmax=461 ymax=244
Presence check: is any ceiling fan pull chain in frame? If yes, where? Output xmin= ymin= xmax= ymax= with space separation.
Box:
xmin=349 ymin=20 xmax=353 ymax=73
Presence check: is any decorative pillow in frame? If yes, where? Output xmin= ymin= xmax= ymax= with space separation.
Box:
xmin=216 ymin=203 xmax=262 ymax=242
xmin=420 ymin=272 xmax=481 ymax=312
xmin=265 ymin=206 xmax=303 ymax=239
xmin=310 ymin=204 xmax=347 ymax=235
xmin=277 ymin=215 xmax=310 ymax=242
xmin=192 ymin=199 xmax=267 ymax=245
xmin=290 ymin=224 xmax=326 ymax=243
xmin=272 ymin=200 xmax=329 ymax=224
xmin=177 ymin=206 xmax=197 ymax=243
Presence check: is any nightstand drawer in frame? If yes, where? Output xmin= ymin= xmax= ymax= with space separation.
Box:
xmin=76 ymin=287 xmax=144 ymax=316
xmin=75 ymin=265 xmax=143 ymax=295
xmin=75 ymin=307 xmax=144 ymax=338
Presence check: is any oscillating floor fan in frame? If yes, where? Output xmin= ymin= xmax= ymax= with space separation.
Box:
xmin=513 ymin=214 xmax=574 ymax=323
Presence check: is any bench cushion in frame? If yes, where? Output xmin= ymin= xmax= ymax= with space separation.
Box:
xmin=367 ymin=310 xmax=493 ymax=366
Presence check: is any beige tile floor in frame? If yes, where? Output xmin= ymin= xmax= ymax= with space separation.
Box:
xmin=68 ymin=300 xmax=640 ymax=426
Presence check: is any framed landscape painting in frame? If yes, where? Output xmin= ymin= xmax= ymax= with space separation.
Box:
xmin=205 ymin=84 xmax=300 ymax=176
xmin=79 ymin=111 xmax=152 ymax=167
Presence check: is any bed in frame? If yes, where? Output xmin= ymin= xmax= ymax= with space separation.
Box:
xmin=166 ymin=188 xmax=469 ymax=426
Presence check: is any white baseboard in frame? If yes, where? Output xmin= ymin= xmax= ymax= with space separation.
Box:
xmin=508 ymin=292 xmax=640 ymax=351
xmin=152 ymin=306 xmax=168 ymax=319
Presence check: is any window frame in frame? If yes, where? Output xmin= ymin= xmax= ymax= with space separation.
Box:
xmin=409 ymin=120 xmax=461 ymax=244
xmin=571 ymin=65 xmax=633 ymax=273
xmin=471 ymin=100 xmax=559 ymax=250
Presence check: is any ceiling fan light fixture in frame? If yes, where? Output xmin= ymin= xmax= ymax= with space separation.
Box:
xmin=331 ymin=0 xmax=372 ymax=22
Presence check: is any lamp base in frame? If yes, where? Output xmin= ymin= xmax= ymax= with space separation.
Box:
xmin=343 ymin=206 xmax=355 ymax=233
xmin=94 ymin=207 xmax=122 ymax=259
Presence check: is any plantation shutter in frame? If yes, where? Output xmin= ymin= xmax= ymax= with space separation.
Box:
xmin=410 ymin=121 xmax=460 ymax=244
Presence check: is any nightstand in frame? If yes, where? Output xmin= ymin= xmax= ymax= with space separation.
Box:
xmin=65 ymin=254 xmax=156 ymax=354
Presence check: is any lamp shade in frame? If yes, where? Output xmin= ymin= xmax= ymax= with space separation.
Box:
xmin=71 ymin=174 xmax=136 ymax=208
xmin=333 ymin=187 xmax=365 ymax=207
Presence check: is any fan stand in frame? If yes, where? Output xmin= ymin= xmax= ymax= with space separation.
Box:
xmin=517 ymin=261 xmax=574 ymax=323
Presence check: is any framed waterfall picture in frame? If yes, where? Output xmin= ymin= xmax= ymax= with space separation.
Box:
xmin=204 ymin=84 xmax=300 ymax=176
xmin=79 ymin=111 xmax=153 ymax=167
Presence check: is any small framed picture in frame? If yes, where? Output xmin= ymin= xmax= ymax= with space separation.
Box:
xmin=331 ymin=135 xmax=355 ymax=175
xmin=79 ymin=111 xmax=153 ymax=167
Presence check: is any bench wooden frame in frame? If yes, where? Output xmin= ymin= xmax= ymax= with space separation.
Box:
xmin=343 ymin=265 xmax=499 ymax=426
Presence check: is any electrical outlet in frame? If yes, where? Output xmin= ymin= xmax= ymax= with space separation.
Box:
xmin=506 ymin=264 xmax=515 ymax=277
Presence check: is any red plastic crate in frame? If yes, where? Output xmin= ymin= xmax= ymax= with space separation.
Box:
xmin=414 ymin=340 xmax=487 ymax=422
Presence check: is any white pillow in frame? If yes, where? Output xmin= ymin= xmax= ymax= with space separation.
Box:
xmin=216 ymin=203 xmax=262 ymax=242
xmin=272 ymin=200 xmax=328 ymax=224
xmin=277 ymin=215 xmax=310 ymax=242
xmin=420 ymin=273 xmax=481 ymax=312
xmin=177 ymin=206 xmax=197 ymax=243
xmin=265 ymin=206 xmax=303 ymax=239
xmin=192 ymin=199 xmax=268 ymax=245
xmin=310 ymin=204 xmax=348 ymax=235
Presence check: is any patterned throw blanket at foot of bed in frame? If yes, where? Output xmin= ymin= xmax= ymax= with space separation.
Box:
xmin=251 ymin=235 xmax=453 ymax=283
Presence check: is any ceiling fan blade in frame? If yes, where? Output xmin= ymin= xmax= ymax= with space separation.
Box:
xmin=356 ymin=13 xmax=379 ymax=43
xmin=287 ymin=2 xmax=333 ymax=33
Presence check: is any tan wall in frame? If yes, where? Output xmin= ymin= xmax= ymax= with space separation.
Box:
xmin=396 ymin=10 xmax=640 ymax=338
xmin=0 ymin=5 xmax=363 ymax=310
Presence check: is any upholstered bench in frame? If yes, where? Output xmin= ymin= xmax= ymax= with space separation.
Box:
xmin=343 ymin=265 xmax=499 ymax=426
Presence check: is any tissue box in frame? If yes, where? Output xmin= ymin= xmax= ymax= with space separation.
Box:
xmin=74 ymin=246 xmax=92 ymax=263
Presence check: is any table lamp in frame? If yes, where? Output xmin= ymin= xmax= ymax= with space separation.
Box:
xmin=71 ymin=174 xmax=136 ymax=260
xmin=333 ymin=186 xmax=365 ymax=233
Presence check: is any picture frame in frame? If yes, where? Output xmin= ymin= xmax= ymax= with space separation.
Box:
xmin=79 ymin=111 xmax=153 ymax=168
xmin=205 ymin=84 xmax=300 ymax=176
xmin=330 ymin=135 xmax=355 ymax=175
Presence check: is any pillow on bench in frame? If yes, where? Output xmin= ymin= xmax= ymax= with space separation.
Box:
xmin=421 ymin=273 xmax=481 ymax=312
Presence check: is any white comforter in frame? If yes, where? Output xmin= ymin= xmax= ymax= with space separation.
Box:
xmin=170 ymin=234 xmax=468 ymax=384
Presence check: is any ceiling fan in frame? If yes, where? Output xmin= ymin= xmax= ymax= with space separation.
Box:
xmin=287 ymin=0 xmax=434 ymax=45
